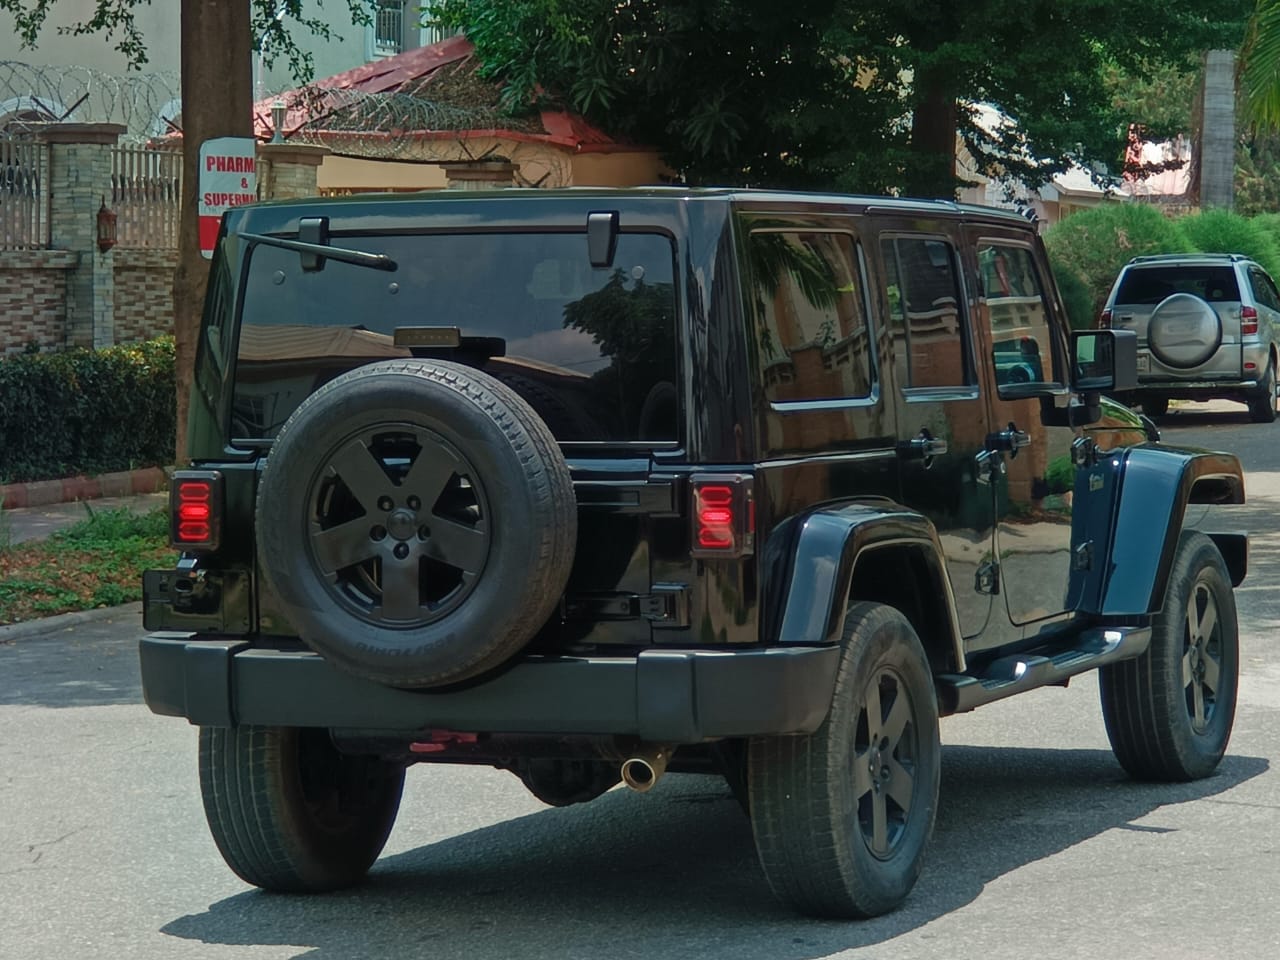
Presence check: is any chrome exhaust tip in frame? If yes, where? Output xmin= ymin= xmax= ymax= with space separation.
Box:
xmin=619 ymin=745 xmax=673 ymax=793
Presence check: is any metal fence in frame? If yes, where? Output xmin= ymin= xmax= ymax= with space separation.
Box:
xmin=0 ymin=136 xmax=48 ymax=250
xmin=111 ymin=145 xmax=182 ymax=249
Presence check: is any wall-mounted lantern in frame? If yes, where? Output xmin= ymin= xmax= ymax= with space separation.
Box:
xmin=96 ymin=197 xmax=117 ymax=253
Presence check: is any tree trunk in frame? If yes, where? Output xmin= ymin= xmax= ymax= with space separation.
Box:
xmin=905 ymin=77 xmax=958 ymax=200
xmin=174 ymin=0 xmax=253 ymax=462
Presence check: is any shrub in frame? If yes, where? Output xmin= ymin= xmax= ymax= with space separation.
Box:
xmin=0 ymin=337 xmax=174 ymax=483
xmin=1043 ymin=203 xmax=1192 ymax=318
xmin=1045 ymin=455 xmax=1075 ymax=495
xmin=1048 ymin=258 xmax=1096 ymax=330
xmin=1177 ymin=209 xmax=1280 ymax=278
xmin=1251 ymin=212 xmax=1280 ymax=254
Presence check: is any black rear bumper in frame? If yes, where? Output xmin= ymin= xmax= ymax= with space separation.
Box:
xmin=138 ymin=635 xmax=841 ymax=743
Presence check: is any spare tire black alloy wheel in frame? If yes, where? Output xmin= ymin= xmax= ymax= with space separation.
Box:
xmin=256 ymin=359 xmax=578 ymax=689
xmin=308 ymin=425 xmax=490 ymax=626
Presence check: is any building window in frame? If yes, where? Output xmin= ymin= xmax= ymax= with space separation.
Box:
xmin=374 ymin=0 xmax=406 ymax=56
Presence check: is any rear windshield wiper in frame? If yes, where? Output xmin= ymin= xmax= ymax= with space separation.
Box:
xmin=238 ymin=231 xmax=398 ymax=272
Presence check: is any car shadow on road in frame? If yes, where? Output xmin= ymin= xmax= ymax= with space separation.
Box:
xmin=160 ymin=746 xmax=1266 ymax=960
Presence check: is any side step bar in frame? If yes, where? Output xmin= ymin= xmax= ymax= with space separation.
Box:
xmin=935 ymin=626 xmax=1151 ymax=716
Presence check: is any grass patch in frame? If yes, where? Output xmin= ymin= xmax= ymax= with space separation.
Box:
xmin=0 ymin=506 xmax=174 ymax=626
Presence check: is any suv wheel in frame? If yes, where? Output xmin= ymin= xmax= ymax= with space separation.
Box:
xmin=748 ymin=603 xmax=940 ymax=918
xmin=255 ymin=359 xmax=577 ymax=689
xmin=1099 ymin=532 xmax=1238 ymax=781
xmin=198 ymin=726 xmax=405 ymax=892
xmin=1141 ymin=397 xmax=1170 ymax=419
xmin=1247 ymin=358 xmax=1277 ymax=423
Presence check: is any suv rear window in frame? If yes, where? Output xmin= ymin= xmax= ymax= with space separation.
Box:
xmin=1114 ymin=265 xmax=1240 ymax=305
xmin=231 ymin=232 xmax=679 ymax=444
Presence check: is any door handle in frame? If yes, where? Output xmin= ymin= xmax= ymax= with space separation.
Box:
xmin=987 ymin=422 xmax=1031 ymax=457
xmin=896 ymin=430 xmax=948 ymax=461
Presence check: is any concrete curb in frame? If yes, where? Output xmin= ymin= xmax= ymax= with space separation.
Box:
xmin=0 ymin=602 xmax=143 ymax=643
xmin=0 ymin=466 xmax=171 ymax=510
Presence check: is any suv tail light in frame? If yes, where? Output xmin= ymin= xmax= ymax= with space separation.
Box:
xmin=1098 ymin=309 xmax=1112 ymax=329
xmin=170 ymin=470 xmax=223 ymax=551
xmin=690 ymin=474 xmax=754 ymax=559
xmin=1241 ymin=305 xmax=1259 ymax=336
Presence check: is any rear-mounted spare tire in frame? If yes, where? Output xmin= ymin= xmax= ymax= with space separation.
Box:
xmin=1147 ymin=293 xmax=1222 ymax=370
xmin=255 ymin=359 xmax=577 ymax=689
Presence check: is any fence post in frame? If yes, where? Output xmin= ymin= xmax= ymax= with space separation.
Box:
xmin=36 ymin=123 xmax=126 ymax=349
xmin=257 ymin=142 xmax=330 ymax=200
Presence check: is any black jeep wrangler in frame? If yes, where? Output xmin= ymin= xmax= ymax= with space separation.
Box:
xmin=140 ymin=189 xmax=1247 ymax=919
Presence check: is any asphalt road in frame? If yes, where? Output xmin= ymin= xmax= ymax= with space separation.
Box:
xmin=3 ymin=400 xmax=1280 ymax=960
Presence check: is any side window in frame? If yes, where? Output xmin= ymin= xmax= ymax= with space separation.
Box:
xmin=1250 ymin=267 xmax=1280 ymax=312
xmin=977 ymin=242 xmax=1060 ymax=394
xmin=880 ymin=236 xmax=970 ymax=389
xmin=747 ymin=230 xmax=874 ymax=403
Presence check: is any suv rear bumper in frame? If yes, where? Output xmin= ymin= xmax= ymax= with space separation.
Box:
xmin=139 ymin=635 xmax=841 ymax=743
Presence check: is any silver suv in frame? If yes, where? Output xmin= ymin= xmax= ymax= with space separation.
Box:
xmin=1101 ymin=253 xmax=1280 ymax=422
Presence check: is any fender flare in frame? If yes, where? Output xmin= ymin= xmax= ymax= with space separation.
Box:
xmin=765 ymin=500 xmax=965 ymax=672
xmin=1095 ymin=445 xmax=1245 ymax=616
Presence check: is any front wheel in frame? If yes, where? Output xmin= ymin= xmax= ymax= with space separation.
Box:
xmin=1099 ymin=532 xmax=1238 ymax=781
xmin=199 ymin=726 xmax=405 ymax=892
xmin=748 ymin=603 xmax=941 ymax=918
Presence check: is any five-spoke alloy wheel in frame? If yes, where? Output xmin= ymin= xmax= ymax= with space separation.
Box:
xmin=748 ymin=602 xmax=941 ymax=919
xmin=256 ymin=359 xmax=577 ymax=689
xmin=1100 ymin=531 xmax=1238 ymax=781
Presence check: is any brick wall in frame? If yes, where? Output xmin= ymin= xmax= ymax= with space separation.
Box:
xmin=114 ymin=249 xmax=176 ymax=343
xmin=0 ymin=251 xmax=77 ymax=355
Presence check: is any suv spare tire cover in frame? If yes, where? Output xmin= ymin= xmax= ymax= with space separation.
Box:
xmin=1147 ymin=293 xmax=1222 ymax=370
xmin=255 ymin=359 xmax=577 ymax=689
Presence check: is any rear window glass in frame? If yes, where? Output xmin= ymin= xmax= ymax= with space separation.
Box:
xmin=1115 ymin=265 xmax=1240 ymax=305
xmin=231 ymin=232 xmax=679 ymax=444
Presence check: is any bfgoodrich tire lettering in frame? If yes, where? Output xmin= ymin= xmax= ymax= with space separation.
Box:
xmin=748 ymin=603 xmax=941 ymax=918
xmin=1099 ymin=531 xmax=1238 ymax=781
xmin=198 ymin=725 xmax=404 ymax=892
xmin=255 ymin=359 xmax=577 ymax=689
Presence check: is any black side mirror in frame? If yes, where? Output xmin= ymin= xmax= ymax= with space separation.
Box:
xmin=1071 ymin=329 xmax=1137 ymax=393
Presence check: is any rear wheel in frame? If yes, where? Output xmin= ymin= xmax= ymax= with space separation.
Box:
xmin=1247 ymin=358 xmax=1277 ymax=423
xmin=748 ymin=603 xmax=940 ymax=918
xmin=1099 ymin=532 xmax=1238 ymax=781
xmin=199 ymin=726 xmax=405 ymax=892
xmin=1141 ymin=396 xmax=1170 ymax=419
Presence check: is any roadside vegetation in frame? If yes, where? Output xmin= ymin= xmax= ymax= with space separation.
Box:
xmin=0 ymin=506 xmax=173 ymax=626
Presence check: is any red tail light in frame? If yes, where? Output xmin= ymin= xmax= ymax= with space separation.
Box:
xmin=691 ymin=475 xmax=754 ymax=558
xmin=1098 ymin=309 xmax=1112 ymax=329
xmin=1242 ymin=305 xmax=1258 ymax=336
xmin=170 ymin=470 xmax=223 ymax=550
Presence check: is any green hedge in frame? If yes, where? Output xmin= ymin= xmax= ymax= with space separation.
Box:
xmin=0 ymin=337 xmax=174 ymax=483
xmin=1043 ymin=203 xmax=1192 ymax=321
xmin=1179 ymin=209 xmax=1280 ymax=278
